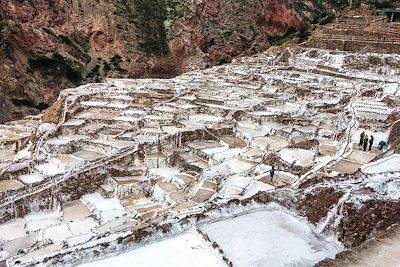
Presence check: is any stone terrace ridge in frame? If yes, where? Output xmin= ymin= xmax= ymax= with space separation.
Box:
xmin=304 ymin=19 xmax=400 ymax=53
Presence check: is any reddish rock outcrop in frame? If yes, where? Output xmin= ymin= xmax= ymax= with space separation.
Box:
xmin=0 ymin=0 xmax=335 ymax=122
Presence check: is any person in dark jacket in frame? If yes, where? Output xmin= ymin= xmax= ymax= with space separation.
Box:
xmin=379 ymin=140 xmax=387 ymax=150
xmin=270 ymin=166 xmax=275 ymax=179
xmin=363 ymin=135 xmax=369 ymax=151
xmin=369 ymin=135 xmax=374 ymax=151
xmin=359 ymin=131 xmax=365 ymax=147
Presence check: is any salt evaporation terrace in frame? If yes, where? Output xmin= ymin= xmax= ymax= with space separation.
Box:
xmin=0 ymin=47 xmax=399 ymax=266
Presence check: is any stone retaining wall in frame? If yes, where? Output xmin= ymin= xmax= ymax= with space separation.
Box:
xmin=0 ymin=164 xmax=116 ymax=224
xmin=304 ymin=39 xmax=400 ymax=54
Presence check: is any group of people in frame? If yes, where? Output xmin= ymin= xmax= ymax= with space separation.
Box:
xmin=359 ymin=132 xmax=374 ymax=151
xmin=359 ymin=132 xmax=387 ymax=151
xmin=269 ymin=131 xmax=388 ymax=179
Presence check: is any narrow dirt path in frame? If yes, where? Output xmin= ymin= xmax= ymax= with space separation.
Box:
xmin=319 ymin=226 xmax=400 ymax=267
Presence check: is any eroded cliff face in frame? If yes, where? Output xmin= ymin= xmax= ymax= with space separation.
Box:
xmin=0 ymin=0 xmax=336 ymax=122
xmin=169 ymin=0 xmax=304 ymax=69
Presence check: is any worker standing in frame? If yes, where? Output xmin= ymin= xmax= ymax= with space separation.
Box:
xmin=359 ymin=131 xmax=365 ymax=147
xmin=363 ymin=135 xmax=369 ymax=151
xmin=369 ymin=135 xmax=374 ymax=151
xmin=270 ymin=166 xmax=275 ymax=179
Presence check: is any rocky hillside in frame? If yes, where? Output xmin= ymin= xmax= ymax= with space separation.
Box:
xmin=0 ymin=0 xmax=348 ymax=122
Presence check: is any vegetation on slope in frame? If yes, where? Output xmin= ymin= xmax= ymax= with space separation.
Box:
xmin=28 ymin=54 xmax=82 ymax=85
xmin=2 ymin=0 xmax=396 ymax=123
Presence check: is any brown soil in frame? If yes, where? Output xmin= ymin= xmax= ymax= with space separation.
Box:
xmin=262 ymin=153 xmax=281 ymax=166
xmin=298 ymin=187 xmax=344 ymax=224
xmin=388 ymin=121 xmax=400 ymax=153
xmin=383 ymin=97 xmax=400 ymax=110
xmin=385 ymin=111 xmax=400 ymax=124
xmin=42 ymin=97 xmax=66 ymax=124
xmin=337 ymin=201 xmax=400 ymax=247
xmin=361 ymin=88 xmax=382 ymax=97
xmin=289 ymin=139 xmax=319 ymax=150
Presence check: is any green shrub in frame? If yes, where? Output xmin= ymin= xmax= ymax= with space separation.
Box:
xmin=11 ymin=99 xmax=35 ymax=108
xmin=134 ymin=0 xmax=169 ymax=54
xmin=87 ymin=64 xmax=101 ymax=79
xmin=103 ymin=62 xmax=112 ymax=73
xmin=70 ymin=32 xmax=90 ymax=52
xmin=298 ymin=26 xmax=311 ymax=43
xmin=268 ymin=27 xmax=297 ymax=46
xmin=59 ymin=31 xmax=90 ymax=53
xmin=114 ymin=0 xmax=172 ymax=54
xmin=36 ymin=102 xmax=50 ymax=111
xmin=29 ymin=54 xmax=82 ymax=85
xmin=369 ymin=0 xmax=393 ymax=9
xmin=111 ymin=54 xmax=122 ymax=65
xmin=59 ymin=35 xmax=74 ymax=47
xmin=320 ymin=14 xmax=336 ymax=25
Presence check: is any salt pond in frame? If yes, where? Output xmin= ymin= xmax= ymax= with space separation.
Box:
xmin=200 ymin=206 xmax=341 ymax=267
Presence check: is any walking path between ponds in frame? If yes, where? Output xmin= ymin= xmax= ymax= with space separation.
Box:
xmin=292 ymin=86 xmax=361 ymax=188
xmin=322 ymin=227 xmax=400 ymax=267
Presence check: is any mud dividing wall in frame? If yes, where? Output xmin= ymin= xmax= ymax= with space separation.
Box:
xmin=0 ymin=187 xmax=55 ymax=224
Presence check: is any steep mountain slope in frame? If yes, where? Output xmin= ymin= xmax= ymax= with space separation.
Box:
xmin=0 ymin=0 xmax=344 ymax=122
